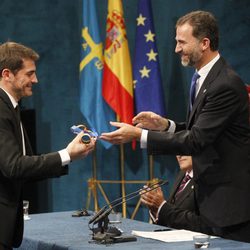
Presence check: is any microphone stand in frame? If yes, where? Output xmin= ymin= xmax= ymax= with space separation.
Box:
xmin=89 ymin=180 xmax=168 ymax=244
xmin=91 ymin=214 xmax=111 ymax=242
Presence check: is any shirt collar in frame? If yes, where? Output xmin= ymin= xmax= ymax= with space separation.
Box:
xmin=186 ymin=169 xmax=193 ymax=178
xmin=0 ymin=87 xmax=18 ymax=108
xmin=195 ymin=54 xmax=220 ymax=95
xmin=197 ymin=53 xmax=220 ymax=79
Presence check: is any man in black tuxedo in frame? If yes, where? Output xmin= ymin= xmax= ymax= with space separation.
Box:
xmin=0 ymin=42 xmax=96 ymax=249
xmin=100 ymin=11 xmax=250 ymax=242
xmin=140 ymin=156 xmax=196 ymax=227
xmin=140 ymin=155 xmax=214 ymax=235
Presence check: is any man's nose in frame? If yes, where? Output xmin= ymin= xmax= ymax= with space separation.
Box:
xmin=175 ymin=44 xmax=181 ymax=53
xmin=32 ymin=74 xmax=38 ymax=83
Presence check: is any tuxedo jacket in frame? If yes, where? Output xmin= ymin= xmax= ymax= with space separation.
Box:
xmin=157 ymin=171 xmax=196 ymax=228
xmin=0 ymin=89 xmax=68 ymax=248
xmin=157 ymin=172 xmax=214 ymax=235
xmin=147 ymin=57 xmax=250 ymax=228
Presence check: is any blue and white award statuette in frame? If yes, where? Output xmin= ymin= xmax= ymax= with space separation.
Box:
xmin=70 ymin=124 xmax=98 ymax=144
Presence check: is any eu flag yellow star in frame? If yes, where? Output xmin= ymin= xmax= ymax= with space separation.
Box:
xmin=146 ymin=49 xmax=158 ymax=61
xmin=139 ymin=66 xmax=151 ymax=78
xmin=144 ymin=30 xmax=155 ymax=42
xmin=136 ymin=14 xmax=146 ymax=26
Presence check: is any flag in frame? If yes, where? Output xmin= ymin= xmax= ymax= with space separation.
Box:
xmin=80 ymin=0 xmax=115 ymax=149
xmin=102 ymin=0 xmax=134 ymax=124
xmin=133 ymin=0 xmax=166 ymax=116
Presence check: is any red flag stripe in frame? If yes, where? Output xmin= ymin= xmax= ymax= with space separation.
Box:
xmin=102 ymin=62 xmax=134 ymax=124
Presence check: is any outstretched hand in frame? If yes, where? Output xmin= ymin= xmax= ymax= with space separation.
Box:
xmin=133 ymin=111 xmax=169 ymax=131
xmin=100 ymin=121 xmax=142 ymax=144
xmin=66 ymin=132 xmax=96 ymax=161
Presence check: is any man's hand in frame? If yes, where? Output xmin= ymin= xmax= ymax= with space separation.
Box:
xmin=140 ymin=186 xmax=165 ymax=215
xmin=100 ymin=121 xmax=142 ymax=144
xmin=133 ymin=111 xmax=169 ymax=131
xmin=66 ymin=132 xmax=96 ymax=161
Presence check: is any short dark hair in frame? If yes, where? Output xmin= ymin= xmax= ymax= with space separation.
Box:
xmin=0 ymin=42 xmax=39 ymax=76
xmin=176 ymin=11 xmax=219 ymax=51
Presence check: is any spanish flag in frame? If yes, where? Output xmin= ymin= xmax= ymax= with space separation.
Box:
xmin=102 ymin=0 xmax=134 ymax=124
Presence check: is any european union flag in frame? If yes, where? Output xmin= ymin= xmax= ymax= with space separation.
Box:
xmin=80 ymin=0 xmax=115 ymax=149
xmin=133 ymin=0 xmax=166 ymax=116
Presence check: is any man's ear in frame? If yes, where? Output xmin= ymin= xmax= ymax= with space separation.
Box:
xmin=201 ymin=37 xmax=210 ymax=51
xmin=1 ymin=68 xmax=13 ymax=80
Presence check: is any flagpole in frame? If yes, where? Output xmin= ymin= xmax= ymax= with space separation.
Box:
xmin=86 ymin=146 xmax=98 ymax=212
xmin=117 ymin=116 xmax=126 ymax=218
xmin=92 ymin=146 xmax=98 ymax=212
xmin=120 ymin=143 xmax=126 ymax=218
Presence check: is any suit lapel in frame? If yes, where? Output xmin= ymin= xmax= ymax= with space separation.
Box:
xmin=169 ymin=171 xmax=185 ymax=202
xmin=174 ymin=179 xmax=194 ymax=205
xmin=0 ymin=88 xmax=15 ymax=112
xmin=22 ymin=126 xmax=33 ymax=155
xmin=169 ymin=170 xmax=194 ymax=206
xmin=0 ymin=89 xmax=34 ymax=155
xmin=0 ymin=88 xmax=23 ymax=149
xmin=187 ymin=57 xmax=227 ymax=127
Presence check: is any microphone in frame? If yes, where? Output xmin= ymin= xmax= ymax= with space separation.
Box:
xmin=88 ymin=206 xmax=108 ymax=225
xmin=88 ymin=181 xmax=164 ymax=225
xmin=88 ymin=180 xmax=167 ymax=225
xmin=89 ymin=180 xmax=168 ymax=225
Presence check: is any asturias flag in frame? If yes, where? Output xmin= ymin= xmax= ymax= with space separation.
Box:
xmin=102 ymin=0 xmax=134 ymax=124
xmin=133 ymin=0 xmax=166 ymax=116
xmin=80 ymin=0 xmax=115 ymax=149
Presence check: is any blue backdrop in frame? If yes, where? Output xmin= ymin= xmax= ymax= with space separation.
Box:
xmin=0 ymin=0 xmax=249 ymax=222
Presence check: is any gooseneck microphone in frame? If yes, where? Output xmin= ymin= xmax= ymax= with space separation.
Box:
xmin=88 ymin=206 xmax=108 ymax=225
xmin=89 ymin=180 xmax=168 ymax=225
xmin=88 ymin=185 xmax=150 ymax=225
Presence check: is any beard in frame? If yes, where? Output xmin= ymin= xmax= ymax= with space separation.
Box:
xmin=180 ymin=48 xmax=202 ymax=67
